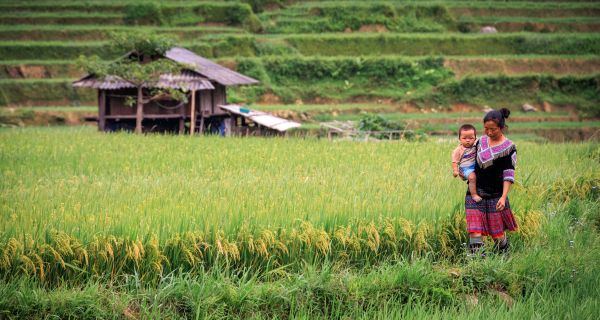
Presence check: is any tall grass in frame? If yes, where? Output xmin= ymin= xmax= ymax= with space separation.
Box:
xmin=3 ymin=126 xmax=593 ymax=239
xmin=0 ymin=126 xmax=598 ymax=283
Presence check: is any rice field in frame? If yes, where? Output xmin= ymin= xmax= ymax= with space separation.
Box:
xmin=0 ymin=126 xmax=592 ymax=239
xmin=0 ymin=127 xmax=598 ymax=318
xmin=1 ymin=0 xmax=599 ymax=317
xmin=0 ymin=127 xmax=597 ymax=270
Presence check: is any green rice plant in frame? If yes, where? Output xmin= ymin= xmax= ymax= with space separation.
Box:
xmin=0 ymin=127 xmax=596 ymax=284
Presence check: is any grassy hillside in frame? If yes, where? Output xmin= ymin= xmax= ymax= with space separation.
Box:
xmin=0 ymin=0 xmax=597 ymax=121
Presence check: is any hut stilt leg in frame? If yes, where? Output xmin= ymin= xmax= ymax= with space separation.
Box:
xmin=98 ymin=90 xmax=106 ymax=132
xmin=135 ymin=87 xmax=144 ymax=134
xmin=190 ymin=90 xmax=196 ymax=135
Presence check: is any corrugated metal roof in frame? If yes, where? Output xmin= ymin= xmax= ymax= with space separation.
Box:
xmin=73 ymin=70 xmax=215 ymax=90
xmin=219 ymin=104 xmax=301 ymax=132
xmin=165 ymin=47 xmax=259 ymax=86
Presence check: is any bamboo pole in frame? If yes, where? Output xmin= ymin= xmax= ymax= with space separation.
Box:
xmin=190 ymin=90 xmax=196 ymax=136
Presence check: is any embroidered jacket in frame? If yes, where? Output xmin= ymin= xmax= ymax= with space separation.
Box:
xmin=472 ymin=135 xmax=517 ymax=198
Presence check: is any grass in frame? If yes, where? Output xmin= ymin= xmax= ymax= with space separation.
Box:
xmin=0 ymin=26 xmax=246 ymax=41
xmin=458 ymin=17 xmax=600 ymax=24
xmin=313 ymin=111 xmax=577 ymax=122
xmin=1 ymin=33 xmax=599 ymax=60
xmin=0 ymin=24 xmax=243 ymax=32
xmin=0 ymin=12 xmax=123 ymax=18
xmin=288 ymin=1 xmax=600 ymax=10
xmin=0 ymin=106 xmax=96 ymax=113
xmin=0 ymin=126 xmax=596 ymax=241
xmin=254 ymin=104 xmax=571 ymax=118
xmin=423 ymin=121 xmax=600 ymax=131
xmin=0 ymin=126 xmax=598 ymax=318
xmin=0 ymin=8 xmax=598 ymax=313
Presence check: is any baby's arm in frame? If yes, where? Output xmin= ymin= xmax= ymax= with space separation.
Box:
xmin=452 ymin=162 xmax=459 ymax=177
xmin=451 ymin=147 xmax=461 ymax=177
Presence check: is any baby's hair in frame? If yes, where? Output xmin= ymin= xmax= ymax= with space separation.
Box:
xmin=458 ymin=124 xmax=476 ymax=138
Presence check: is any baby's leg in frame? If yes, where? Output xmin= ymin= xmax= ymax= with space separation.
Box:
xmin=468 ymin=172 xmax=482 ymax=202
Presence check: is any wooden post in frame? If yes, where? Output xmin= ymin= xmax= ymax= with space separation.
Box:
xmin=98 ymin=90 xmax=106 ymax=132
xmin=135 ymin=86 xmax=144 ymax=134
xmin=199 ymin=111 xmax=205 ymax=135
xmin=179 ymin=95 xmax=186 ymax=134
xmin=190 ymin=90 xmax=196 ymax=135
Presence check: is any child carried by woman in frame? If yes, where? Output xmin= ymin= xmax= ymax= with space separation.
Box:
xmin=451 ymin=124 xmax=482 ymax=202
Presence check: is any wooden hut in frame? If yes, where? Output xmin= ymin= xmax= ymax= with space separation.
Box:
xmin=73 ymin=47 xmax=264 ymax=134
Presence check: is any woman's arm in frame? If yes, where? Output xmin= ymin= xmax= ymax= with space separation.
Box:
xmin=496 ymin=180 xmax=511 ymax=210
xmin=497 ymin=147 xmax=517 ymax=210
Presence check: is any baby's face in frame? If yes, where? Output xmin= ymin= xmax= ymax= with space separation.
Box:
xmin=459 ymin=129 xmax=476 ymax=148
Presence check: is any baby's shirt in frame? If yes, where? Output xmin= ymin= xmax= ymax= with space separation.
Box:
xmin=452 ymin=144 xmax=476 ymax=168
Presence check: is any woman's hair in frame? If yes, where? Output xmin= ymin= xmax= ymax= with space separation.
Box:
xmin=483 ymin=108 xmax=510 ymax=129
xmin=458 ymin=124 xmax=476 ymax=138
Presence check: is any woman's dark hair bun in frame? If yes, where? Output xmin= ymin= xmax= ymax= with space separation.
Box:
xmin=500 ymin=108 xmax=510 ymax=119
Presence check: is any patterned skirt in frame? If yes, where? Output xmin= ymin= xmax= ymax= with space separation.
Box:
xmin=465 ymin=195 xmax=518 ymax=237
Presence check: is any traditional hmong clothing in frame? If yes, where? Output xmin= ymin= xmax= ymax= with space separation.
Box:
xmin=451 ymin=143 xmax=477 ymax=180
xmin=465 ymin=135 xmax=518 ymax=237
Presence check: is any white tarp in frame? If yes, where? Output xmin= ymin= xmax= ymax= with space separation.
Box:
xmin=219 ymin=104 xmax=301 ymax=132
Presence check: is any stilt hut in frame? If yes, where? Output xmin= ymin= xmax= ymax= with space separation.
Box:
xmin=73 ymin=47 xmax=296 ymax=135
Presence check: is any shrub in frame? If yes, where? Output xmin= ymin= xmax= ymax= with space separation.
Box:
xmin=225 ymin=3 xmax=254 ymax=25
xmin=241 ymin=0 xmax=284 ymax=13
xmin=358 ymin=113 xmax=405 ymax=132
xmin=123 ymin=2 xmax=164 ymax=26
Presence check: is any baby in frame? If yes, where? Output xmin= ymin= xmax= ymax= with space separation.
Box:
xmin=452 ymin=124 xmax=482 ymax=202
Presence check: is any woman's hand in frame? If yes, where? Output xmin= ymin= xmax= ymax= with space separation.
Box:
xmin=496 ymin=197 xmax=506 ymax=211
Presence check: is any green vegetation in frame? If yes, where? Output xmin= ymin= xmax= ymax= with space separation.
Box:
xmin=234 ymin=56 xmax=452 ymax=103
xmin=262 ymin=3 xmax=454 ymax=33
xmin=3 ymin=72 xmax=598 ymax=118
xmin=0 ymin=79 xmax=94 ymax=106
xmin=0 ymin=2 xmax=259 ymax=28
xmin=0 ymin=1 xmax=598 ymax=317
xmin=284 ymin=33 xmax=600 ymax=56
xmin=1 ymin=1 xmax=599 ymax=111
xmin=0 ymin=127 xmax=598 ymax=318
xmin=0 ymin=0 xmax=599 ymax=317
xmin=430 ymin=75 xmax=600 ymax=117
xmin=0 ymin=25 xmax=244 ymax=41
xmin=2 ymin=33 xmax=599 ymax=60
xmin=312 ymin=110 xmax=573 ymax=122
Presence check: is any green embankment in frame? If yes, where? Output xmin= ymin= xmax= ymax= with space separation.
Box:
xmin=1 ymin=57 xmax=598 ymax=118
xmin=0 ymin=0 xmax=598 ymax=113
xmin=0 ymin=79 xmax=95 ymax=106
xmin=0 ymin=2 xmax=258 ymax=27
xmin=0 ymin=33 xmax=599 ymax=60
xmin=261 ymin=1 xmax=600 ymax=33
xmin=0 ymin=25 xmax=246 ymax=41
xmin=2 ymin=56 xmax=600 ymax=80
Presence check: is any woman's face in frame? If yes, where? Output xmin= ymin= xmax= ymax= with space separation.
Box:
xmin=484 ymin=120 xmax=503 ymax=140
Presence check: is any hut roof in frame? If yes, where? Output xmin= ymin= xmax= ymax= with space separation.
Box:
xmin=73 ymin=70 xmax=215 ymax=90
xmin=73 ymin=47 xmax=258 ymax=90
xmin=165 ymin=47 xmax=259 ymax=86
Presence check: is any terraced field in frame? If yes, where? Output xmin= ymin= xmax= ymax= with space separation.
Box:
xmin=1 ymin=2 xmax=600 ymax=318
xmin=0 ymin=0 xmax=598 ymax=142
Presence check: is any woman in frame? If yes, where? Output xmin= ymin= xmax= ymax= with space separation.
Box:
xmin=465 ymin=108 xmax=518 ymax=256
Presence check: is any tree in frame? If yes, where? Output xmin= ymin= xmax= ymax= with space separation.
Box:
xmin=78 ymin=32 xmax=189 ymax=133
